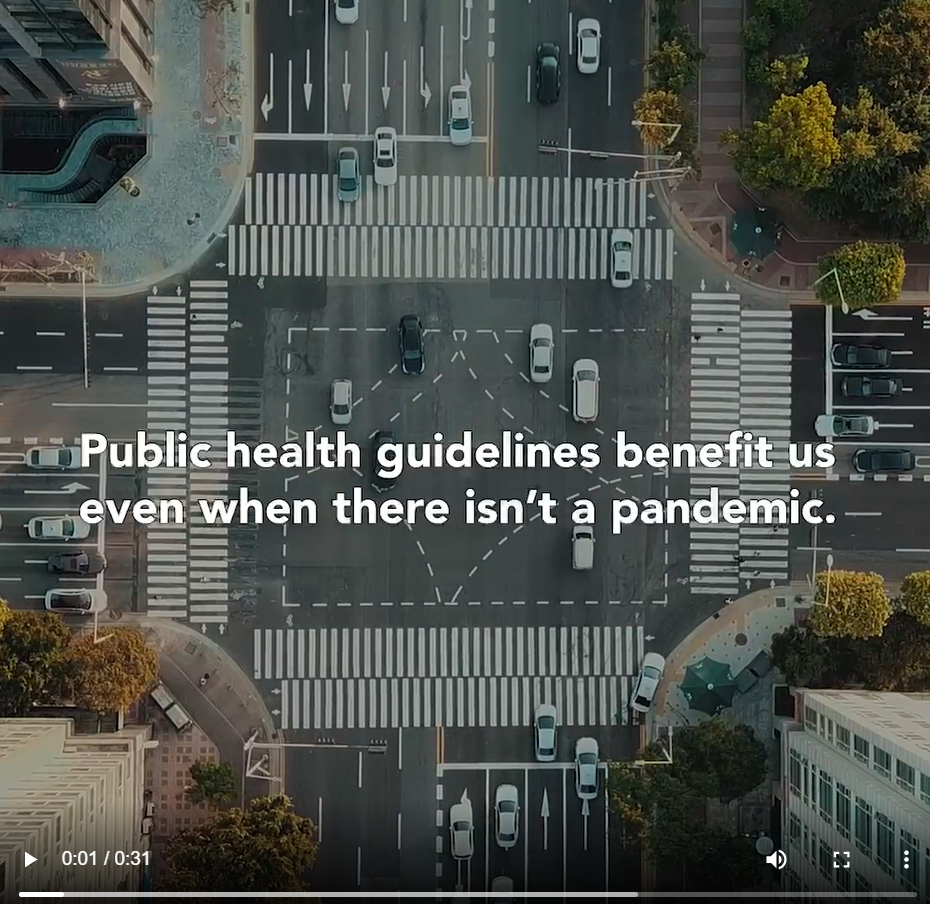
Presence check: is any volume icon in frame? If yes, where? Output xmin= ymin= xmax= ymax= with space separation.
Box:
xmin=765 ymin=849 xmax=787 ymax=869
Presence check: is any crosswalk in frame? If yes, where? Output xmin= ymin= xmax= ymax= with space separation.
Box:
xmin=255 ymin=624 xmax=645 ymax=730
xmin=244 ymin=173 xmax=651 ymax=229
xmin=688 ymin=293 xmax=792 ymax=594
xmin=226 ymin=224 xmax=674 ymax=281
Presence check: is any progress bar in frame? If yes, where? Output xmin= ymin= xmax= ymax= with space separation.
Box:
xmin=17 ymin=894 xmax=919 ymax=899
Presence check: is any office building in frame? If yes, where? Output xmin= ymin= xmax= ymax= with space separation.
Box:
xmin=0 ymin=718 xmax=152 ymax=896
xmin=779 ymin=690 xmax=930 ymax=900
xmin=0 ymin=0 xmax=154 ymax=107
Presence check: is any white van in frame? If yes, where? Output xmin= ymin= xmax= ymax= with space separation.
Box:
xmin=150 ymin=681 xmax=193 ymax=733
xmin=571 ymin=525 xmax=594 ymax=570
xmin=572 ymin=359 xmax=599 ymax=422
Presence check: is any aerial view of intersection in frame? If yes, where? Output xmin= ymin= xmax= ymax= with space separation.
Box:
xmin=2 ymin=0 xmax=930 ymax=899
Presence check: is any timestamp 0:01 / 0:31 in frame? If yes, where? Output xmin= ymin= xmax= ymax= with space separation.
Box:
xmin=60 ymin=850 xmax=151 ymax=867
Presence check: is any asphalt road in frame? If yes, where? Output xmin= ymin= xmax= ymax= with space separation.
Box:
xmin=0 ymin=457 xmax=138 ymax=612
xmin=0 ymin=298 xmax=148 ymax=376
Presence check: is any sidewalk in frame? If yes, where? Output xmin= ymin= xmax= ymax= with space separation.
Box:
xmin=660 ymin=0 xmax=930 ymax=296
xmin=126 ymin=616 xmax=282 ymax=838
xmin=2 ymin=0 xmax=252 ymax=298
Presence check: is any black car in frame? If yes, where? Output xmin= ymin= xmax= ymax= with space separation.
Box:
xmin=841 ymin=375 xmax=902 ymax=398
xmin=830 ymin=343 xmax=891 ymax=369
xmin=47 ymin=551 xmax=107 ymax=575
xmin=371 ymin=430 xmax=397 ymax=493
xmin=851 ymin=448 xmax=915 ymax=473
xmin=536 ymin=43 xmax=561 ymax=104
xmin=399 ymin=314 xmax=425 ymax=375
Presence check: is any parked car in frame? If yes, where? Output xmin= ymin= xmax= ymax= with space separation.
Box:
xmin=373 ymin=127 xmax=397 ymax=186
xmin=610 ymin=228 xmax=633 ymax=288
xmin=371 ymin=430 xmax=397 ymax=493
xmin=491 ymin=876 xmax=514 ymax=904
xmin=813 ymin=414 xmax=875 ymax=438
xmin=494 ymin=784 xmax=520 ymax=849
xmin=529 ymin=323 xmax=554 ymax=383
xmin=28 ymin=514 xmax=91 ymax=541
xmin=330 ymin=379 xmax=353 ymax=426
xmin=536 ymin=43 xmax=561 ymax=103
xmin=26 ymin=445 xmax=81 ymax=470
xmin=337 ymin=147 xmax=360 ymax=202
xmin=449 ymin=800 xmax=474 ymax=860
xmin=448 ymin=85 xmax=474 ymax=146
xmin=572 ymin=359 xmax=599 ymax=422
xmin=630 ymin=652 xmax=667 ymax=713
xmin=47 ymin=551 xmax=107 ymax=575
xmin=576 ymin=18 xmax=601 ymax=74
xmin=45 ymin=588 xmax=107 ymax=615
xmin=840 ymin=375 xmax=902 ymax=398
xmin=852 ymin=448 xmax=915 ymax=473
xmin=398 ymin=314 xmax=424 ymax=375
xmin=574 ymin=737 xmax=599 ymax=800
xmin=571 ymin=524 xmax=595 ymax=570
xmin=830 ymin=343 xmax=891 ymax=369
xmin=534 ymin=703 xmax=557 ymax=761
xmin=334 ymin=0 xmax=358 ymax=24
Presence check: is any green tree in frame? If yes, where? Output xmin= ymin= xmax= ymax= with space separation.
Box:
xmin=671 ymin=718 xmax=768 ymax=801
xmin=157 ymin=794 xmax=317 ymax=892
xmin=0 ymin=598 xmax=11 ymax=633
xmin=685 ymin=827 xmax=766 ymax=891
xmin=634 ymin=89 xmax=689 ymax=147
xmin=902 ymin=571 xmax=930 ymax=626
xmin=648 ymin=37 xmax=705 ymax=92
xmin=771 ymin=624 xmax=852 ymax=687
xmin=193 ymin=0 xmax=234 ymax=16
xmin=723 ymin=82 xmax=841 ymax=191
xmin=854 ymin=612 xmax=930 ymax=691
xmin=859 ymin=0 xmax=930 ymax=102
xmin=187 ymin=761 xmax=239 ymax=807
xmin=815 ymin=241 xmax=905 ymax=310
xmin=0 ymin=611 xmax=74 ymax=716
xmin=761 ymin=54 xmax=809 ymax=95
xmin=810 ymin=570 xmax=891 ymax=639
xmin=68 ymin=627 xmax=158 ymax=713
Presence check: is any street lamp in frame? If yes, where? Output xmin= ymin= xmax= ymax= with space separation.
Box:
xmin=80 ymin=267 xmax=89 ymax=389
xmin=631 ymin=118 xmax=682 ymax=146
xmin=824 ymin=553 xmax=835 ymax=608
xmin=812 ymin=266 xmax=850 ymax=315
xmin=632 ymin=166 xmax=692 ymax=185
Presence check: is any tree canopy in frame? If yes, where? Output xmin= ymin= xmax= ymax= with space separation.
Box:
xmin=157 ymin=794 xmax=317 ymax=892
xmin=815 ymin=241 xmax=905 ymax=309
xmin=900 ymin=571 xmax=930 ymax=627
xmin=0 ymin=610 xmax=74 ymax=716
xmin=68 ymin=627 xmax=158 ymax=713
xmin=809 ymin=569 xmax=891 ymax=639
xmin=187 ymin=761 xmax=239 ymax=807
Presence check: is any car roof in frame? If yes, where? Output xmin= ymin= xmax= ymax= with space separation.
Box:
xmin=450 ymin=801 xmax=472 ymax=820
xmin=530 ymin=323 xmax=553 ymax=338
xmin=612 ymin=227 xmax=633 ymax=242
xmin=496 ymin=783 xmax=518 ymax=799
xmin=338 ymin=147 xmax=358 ymax=159
xmin=573 ymin=358 xmax=598 ymax=373
xmin=642 ymin=652 xmax=666 ymax=670
xmin=536 ymin=702 xmax=557 ymax=718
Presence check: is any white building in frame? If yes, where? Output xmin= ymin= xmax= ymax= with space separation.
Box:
xmin=0 ymin=718 xmax=152 ymax=896
xmin=780 ymin=690 xmax=930 ymax=901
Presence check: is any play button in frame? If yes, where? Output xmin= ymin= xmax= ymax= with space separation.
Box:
xmin=24 ymin=852 xmax=36 ymax=868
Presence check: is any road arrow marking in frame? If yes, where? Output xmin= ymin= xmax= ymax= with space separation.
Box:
xmin=24 ymin=481 xmax=91 ymax=496
xmin=450 ymin=349 xmax=464 ymax=362
xmin=647 ymin=214 xmax=656 ymax=221
xmin=382 ymin=51 xmax=391 ymax=107
xmin=218 ymin=623 xmax=226 ymax=634
xmin=271 ymin=687 xmax=281 ymax=695
xmin=851 ymin=308 xmax=911 ymax=321
xmin=419 ymin=47 xmax=432 ymax=107
xmin=261 ymin=53 xmax=275 ymax=120
xmin=724 ymin=279 xmax=731 ymax=291
xmin=453 ymin=329 xmax=467 ymax=341
xmin=303 ymin=50 xmax=313 ymax=109
xmin=342 ymin=51 xmax=351 ymax=110
xmin=201 ymin=623 xmax=207 ymax=634
xmin=541 ymin=788 xmax=550 ymax=851
xmin=700 ymin=278 xmax=706 ymax=291
xmin=272 ymin=708 xmax=280 ymax=716
xmin=645 ymin=634 xmax=656 ymax=641
xmin=582 ymin=797 xmax=590 ymax=850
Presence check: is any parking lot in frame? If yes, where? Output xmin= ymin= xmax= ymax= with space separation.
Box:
xmin=439 ymin=761 xmax=609 ymax=894
xmin=0 ymin=451 xmax=138 ymax=612
xmin=266 ymin=314 xmax=667 ymax=606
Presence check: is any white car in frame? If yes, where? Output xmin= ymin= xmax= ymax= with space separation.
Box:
xmin=373 ymin=127 xmax=397 ymax=186
xmin=334 ymin=0 xmax=358 ymax=24
xmin=610 ymin=228 xmax=633 ymax=288
xmin=534 ymin=703 xmax=557 ymax=761
xmin=572 ymin=359 xmax=600 ymax=422
xmin=574 ymin=737 xmax=599 ymax=800
xmin=45 ymin=588 xmax=107 ymax=615
xmin=814 ymin=414 xmax=875 ymax=438
xmin=449 ymin=800 xmax=474 ymax=860
xmin=330 ymin=379 xmax=353 ymax=425
xmin=448 ymin=85 xmax=473 ymax=146
xmin=494 ymin=784 xmax=519 ymax=849
xmin=576 ymin=18 xmax=601 ymax=74
xmin=630 ymin=651 xmax=667 ymax=713
xmin=529 ymin=323 xmax=554 ymax=383
xmin=27 ymin=514 xmax=91 ymax=541
xmin=26 ymin=446 xmax=82 ymax=470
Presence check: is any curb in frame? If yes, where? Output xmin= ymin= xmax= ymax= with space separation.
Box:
xmin=4 ymin=1 xmax=255 ymax=301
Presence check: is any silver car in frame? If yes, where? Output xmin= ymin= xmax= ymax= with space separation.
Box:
xmin=574 ymin=737 xmax=599 ymax=800
xmin=494 ymin=784 xmax=519 ymax=849
xmin=45 ymin=588 xmax=107 ymax=615
xmin=610 ymin=228 xmax=633 ymax=288
xmin=27 ymin=514 xmax=91 ymax=541
xmin=337 ymin=147 xmax=360 ymax=203
xmin=534 ymin=703 xmax=557 ymax=761
xmin=813 ymin=414 xmax=874 ymax=438
xmin=529 ymin=323 xmax=554 ymax=383
xmin=448 ymin=85 xmax=473 ymax=146
xmin=330 ymin=379 xmax=353 ymax=426
xmin=630 ymin=652 xmax=666 ymax=713
xmin=26 ymin=445 xmax=82 ymax=470
xmin=449 ymin=800 xmax=474 ymax=860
